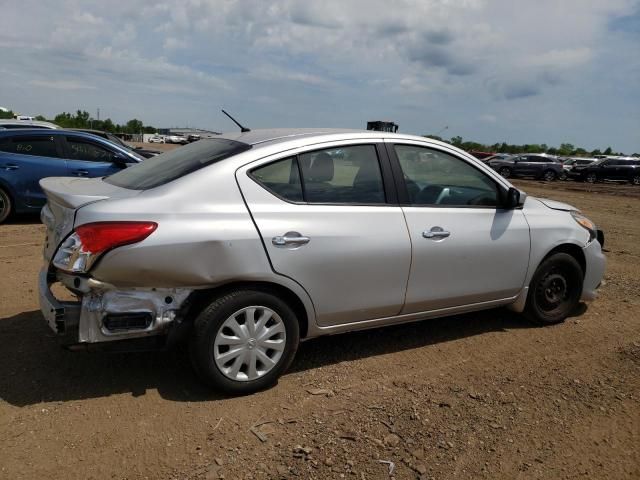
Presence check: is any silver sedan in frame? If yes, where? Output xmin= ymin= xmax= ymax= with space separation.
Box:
xmin=38 ymin=129 xmax=605 ymax=394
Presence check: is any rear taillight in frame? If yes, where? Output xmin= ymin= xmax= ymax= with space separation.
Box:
xmin=52 ymin=221 xmax=157 ymax=273
xmin=75 ymin=222 xmax=157 ymax=255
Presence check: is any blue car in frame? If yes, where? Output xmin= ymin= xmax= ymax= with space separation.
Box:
xmin=0 ymin=129 xmax=143 ymax=223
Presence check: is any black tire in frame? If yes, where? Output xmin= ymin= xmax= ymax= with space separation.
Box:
xmin=559 ymin=171 xmax=568 ymax=181
xmin=585 ymin=173 xmax=598 ymax=183
xmin=189 ymin=289 xmax=300 ymax=395
xmin=0 ymin=188 xmax=12 ymax=224
xmin=524 ymin=253 xmax=583 ymax=325
xmin=630 ymin=174 xmax=640 ymax=186
xmin=542 ymin=170 xmax=556 ymax=182
xmin=499 ymin=167 xmax=512 ymax=178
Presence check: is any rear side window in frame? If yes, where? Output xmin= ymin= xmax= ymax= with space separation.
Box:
xmin=66 ymin=137 xmax=116 ymax=162
xmin=0 ymin=136 xmax=58 ymax=157
xmin=105 ymin=138 xmax=251 ymax=190
xmin=250 ymin=157 xmax=303 ymax=202
xmin=250 ymin=145 xmax=386 ymax=205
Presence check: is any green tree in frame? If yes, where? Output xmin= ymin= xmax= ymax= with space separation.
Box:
xmin=125 ymin=119 xmax=143 ymax=134
xmin=450 ymin=136 xmax=463 ymax=147
xmin=0 ymin=110 xmax=14 ymax=119
xmin=603 ymin=147 xmax=612 ymax=155
xmin=558 ymin=143 xmax=575 ymax=156
xmin=591 ymin=148 xmax=602 ymax=156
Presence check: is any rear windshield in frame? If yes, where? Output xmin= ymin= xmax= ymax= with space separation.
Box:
xmin=105 ymin=138 xmax=251 ymax=190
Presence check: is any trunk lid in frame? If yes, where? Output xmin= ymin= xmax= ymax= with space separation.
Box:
xmin=40 ymin=177 xmax=138 ymax=263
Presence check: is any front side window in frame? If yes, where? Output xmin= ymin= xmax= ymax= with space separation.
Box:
xmin=394 ymin=144 xmax=499 ymax=207
xmin=66 ymin=137 xmax=115 ymax=162
xmin=0 ymin=136 xmax=58 ymax=157
xmin=251 ymin=145 xmax=386 ymax=205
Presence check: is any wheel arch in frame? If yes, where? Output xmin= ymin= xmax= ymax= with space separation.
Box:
xmin=184 ymin=281 xmax=311 ymax=338
xmin=540 ymin=243 xmax=586 ymax=276
xmin=0 ymin=179 xmax=17 ymax=219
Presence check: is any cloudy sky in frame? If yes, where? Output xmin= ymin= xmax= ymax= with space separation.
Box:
xmin=1 ymin=0 xmax=639 ymax=152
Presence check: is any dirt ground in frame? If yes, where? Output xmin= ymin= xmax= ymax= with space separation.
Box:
xmin=0 ymin=180 xmax=638 ymax=480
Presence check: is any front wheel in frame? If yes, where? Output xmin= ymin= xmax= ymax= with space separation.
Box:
xmin=0 ymin=188 xmax=12 ymax=224
xmin=559 ymin=171 xmax=568 ymax=181
xmin=630 ymin=174 xmax=640 ymax=186
xmin=585 ymin=173 xmax=598 ymax=183
xmin=524 ymin=253 xmax=583 ymax=325
xmin=190 ymin=290 xmax=300 ymax=394
xmin=542 ymin=170 xmax=557 ymax=182
xmin=499 ymin=167 xmax=512 ymax=178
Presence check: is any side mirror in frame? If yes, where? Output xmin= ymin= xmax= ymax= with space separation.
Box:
xmin=505 ymin=187 xmax=522 ymax=209
xmin=112 ymin=152 xmax=130 ymax=168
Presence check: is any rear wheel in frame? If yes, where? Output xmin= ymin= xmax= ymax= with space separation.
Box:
xmin=499 ymin=167 xmax=512 ymax=178
xmin=0 ymin=188 xmax=12 ymax=224
xmin=585 ymin=173 xmax=598 ymax=183
xmin=542 ymin=170 xmax=557 ymax=182
xmin=524 ymin=253 xmax=583 ymax=325
xmin=189 ymin=289 xmax=300 ymax=394
xmin=630 ymin=174 xmax=640 ymax=185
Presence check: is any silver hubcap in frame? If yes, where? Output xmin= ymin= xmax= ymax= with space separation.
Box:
xmin=213 ymin=306 xmax=286 ymax=382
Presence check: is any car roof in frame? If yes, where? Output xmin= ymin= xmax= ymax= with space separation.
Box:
xmin=213 ymin=128 xmax=453 ymax=149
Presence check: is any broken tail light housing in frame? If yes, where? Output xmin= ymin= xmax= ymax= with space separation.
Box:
xmin=53 ymin=222 xmax=157 ymax=273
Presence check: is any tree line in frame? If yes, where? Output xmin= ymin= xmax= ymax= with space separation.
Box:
xmin=1 ymin=109 xmax=635 ymax=156
xmin=0 ymin=109 xmax=157 ymax=134
xmin=426 ymin=135 xmax=637 ymax=157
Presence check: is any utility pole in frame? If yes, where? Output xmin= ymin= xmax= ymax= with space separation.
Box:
xmin=97 ymin=107 xmax=100 ymax=121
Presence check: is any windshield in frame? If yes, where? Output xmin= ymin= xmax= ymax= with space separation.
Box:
xmin=105 ymin=138 xmax=251 ymax=190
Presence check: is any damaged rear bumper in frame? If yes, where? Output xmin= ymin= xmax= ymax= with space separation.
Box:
xmin=38 ymin=267 xmax=192 ymax=346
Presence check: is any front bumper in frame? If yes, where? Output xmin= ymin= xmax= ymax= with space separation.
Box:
xmin=580 ymin=234 xmax=606 ymax=302
xmin=38 ymin=267 xmax=192 ymax=345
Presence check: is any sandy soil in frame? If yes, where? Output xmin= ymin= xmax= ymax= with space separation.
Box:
xmin=0 ymin=180 xmax=638 ymax=480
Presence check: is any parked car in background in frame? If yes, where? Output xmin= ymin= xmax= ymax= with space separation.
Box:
xmin=560 ymin=157 xmax=596 ymax=180
xmin=570 ymin=157 xmax=640 ymax=184
xmin=481 ymin=153 xmax=512 ymax=164
xmin=148 ymin=135 xmax=165 ymax=143
xmin=0 ymin=119 xmax=60 ymax=130
xmin=70 ymin=129 xmax=161 ymax=159
xmin=165 ymin=134 xmax=188 ymax=144
xmin=37 ymin=129 xmax=604 ymax=394
xmin=488 ymin=154 xmax=563 ymax=181
xmin=187 ymin=134 xmax=201 ymax=142
xmin=0 ymin=129 xmax=143 ymax=223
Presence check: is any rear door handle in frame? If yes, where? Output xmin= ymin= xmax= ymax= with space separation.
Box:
xmin=3 ymin=164 xmax=19 ymax=171
xmin=422 ymin=226 xmax=450 ymax=239
xmin=72 ymin=170 xmax=89 ymax=176
xmin=272 ymin=231 xmax=310 ymax=247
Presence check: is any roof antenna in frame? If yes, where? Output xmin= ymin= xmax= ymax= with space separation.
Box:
xmin=221 ymin=109 xmax=251 ymax=132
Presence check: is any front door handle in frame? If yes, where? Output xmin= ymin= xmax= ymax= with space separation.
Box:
xmin=3 ymin=164 xmax=19 ymax=171
xmin=72 ymin=170 xmax=89 ymax=176
xmin=422 ymin=226 xmax=450 ymax=239
xmin=272 ymin=231 xmax=310 ymax=247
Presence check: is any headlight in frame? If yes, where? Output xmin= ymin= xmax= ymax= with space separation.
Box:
xmin=570 ymin=211 xmax=596 ymax=243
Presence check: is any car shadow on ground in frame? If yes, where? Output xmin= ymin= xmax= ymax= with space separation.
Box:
xmin=0 ymin=306 xmax=585 ymax=407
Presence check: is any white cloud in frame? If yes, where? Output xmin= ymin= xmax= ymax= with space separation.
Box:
xmin=0 ymin=0 xmax=638 ymax=152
